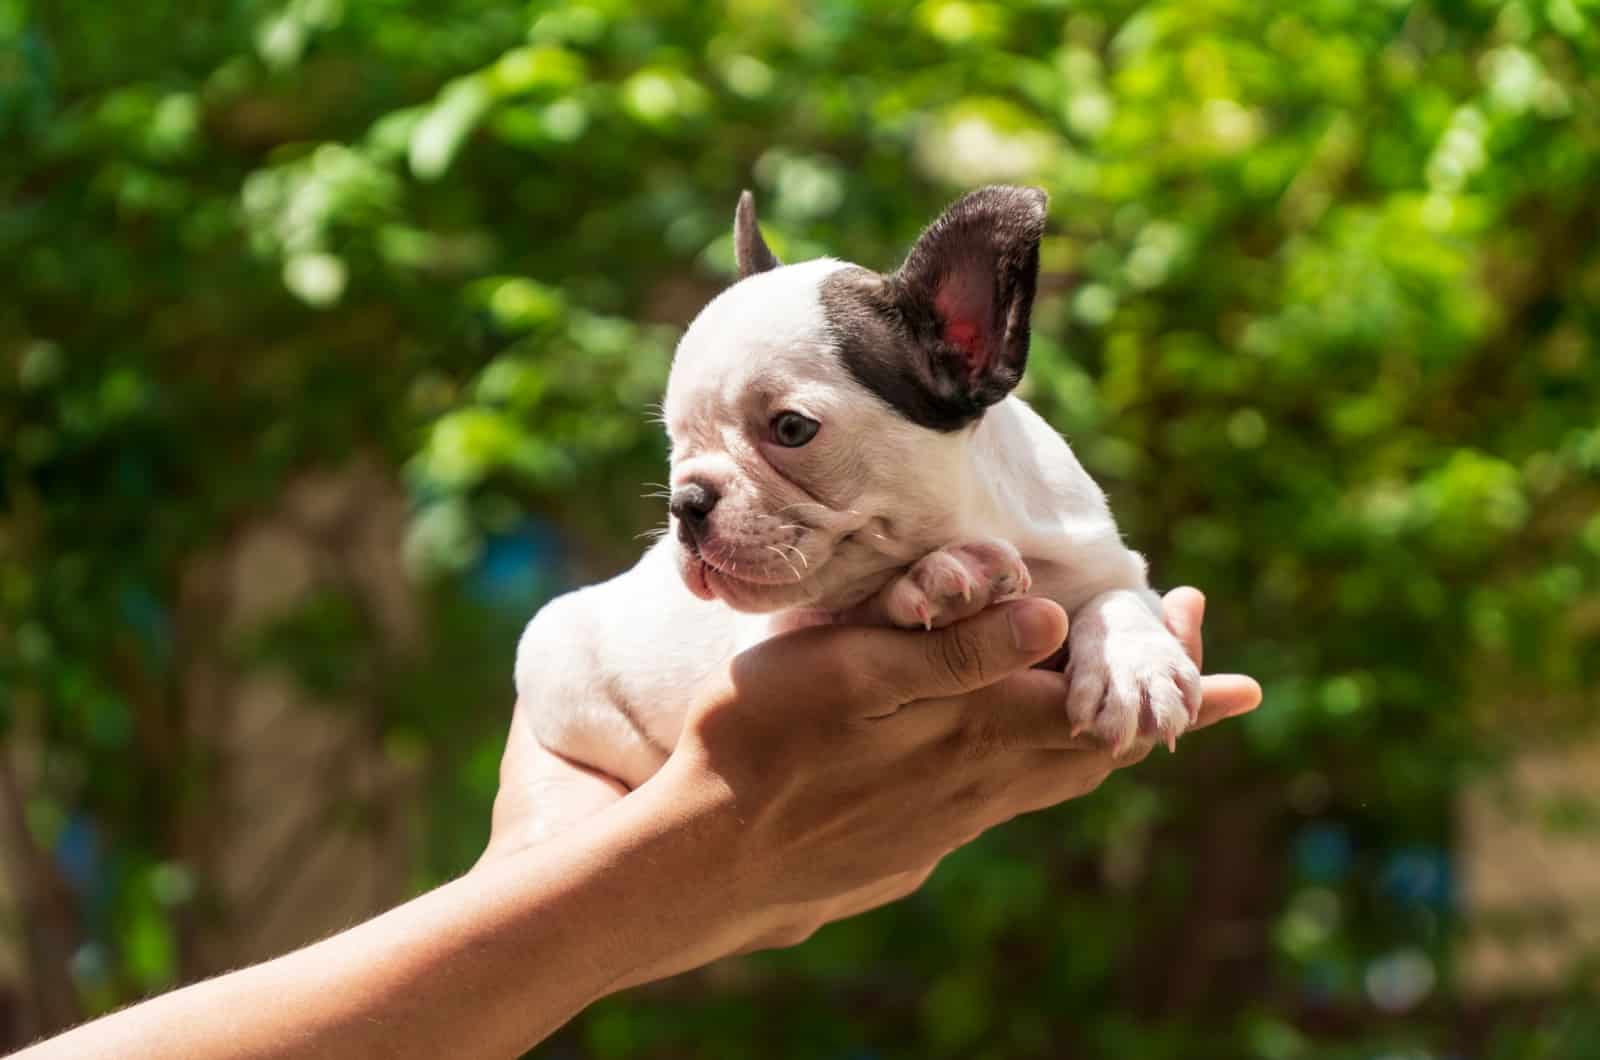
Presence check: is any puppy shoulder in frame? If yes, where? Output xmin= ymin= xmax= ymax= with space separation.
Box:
xmin=515 ymin=585 xmax=603 ymax=699
xmin=514 ymin=539 xmax=728 ymax=701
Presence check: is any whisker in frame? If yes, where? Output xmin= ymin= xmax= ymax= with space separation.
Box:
xmin=778 ymin=543 xmax=809 ymax=570
xmin=766 ymin=545 xmax=801 ymax=583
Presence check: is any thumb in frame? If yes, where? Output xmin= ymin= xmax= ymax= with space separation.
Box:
xmin=851 ymin=598 xmax=1069 ymax=705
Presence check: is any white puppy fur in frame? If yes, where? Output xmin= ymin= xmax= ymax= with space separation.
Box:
xmin=515 ymin=187 xmax=1199 ymax=829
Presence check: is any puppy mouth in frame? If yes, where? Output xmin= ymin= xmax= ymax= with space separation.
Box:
xmin=681 ymin=544 xmax=808 ymax=604
xmin=684 ymin=556 xmax=715 ymax=601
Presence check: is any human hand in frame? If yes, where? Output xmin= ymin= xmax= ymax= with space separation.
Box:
xmin=610 ymin=588 xmax=1259 ymax=975
xmin=485 ymin=588 xmax=1256 ymax=867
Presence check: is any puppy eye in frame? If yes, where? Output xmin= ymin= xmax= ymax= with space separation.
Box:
xmin=770 ymin=411 xmax=820 ymax=448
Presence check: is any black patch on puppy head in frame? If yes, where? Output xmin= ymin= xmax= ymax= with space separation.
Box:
xmin=821 ymin=267 xmax=979 ymax=431
xmin=820 ymin=186 xmax=1046 ymax=432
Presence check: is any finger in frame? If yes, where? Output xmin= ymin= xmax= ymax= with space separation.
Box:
xmin=954 ymin=671 xmax=1260 ymax=796
xmin=997 ymin=747 xmax=1122 ymax=819
xmin=1192 ymin=674 xmax=1262 ymax=729
xmin=1007 ymin=670 xmax=1260 ymax=761
xmin=897 ymin=668 xmax=1102 ymax=754
xmin=993 ymin=668 xmax=1258 ymax=748
xmin=843 ymin=598 xmax=1068 ymax=706
xmin=915 ymin=665 xmax=1263 ymax=759
xmin=1162 ymin=586 xmax=1205 ymax=669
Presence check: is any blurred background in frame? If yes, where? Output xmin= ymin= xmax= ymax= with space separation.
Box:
xmin=3 ymin=0 xmax=1599 ymax=1056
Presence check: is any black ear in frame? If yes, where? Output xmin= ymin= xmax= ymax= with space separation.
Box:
xmin=890 ymin=186 xmax=1046 ymax=409
xmin=734 ymin=190 xmax=781 ymax=278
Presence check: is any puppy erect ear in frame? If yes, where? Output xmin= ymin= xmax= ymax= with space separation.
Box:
xmin=891 ymin=185 xmax=1046 ymax=412
xmin=734 ymin=190 xmax=781 ymax=278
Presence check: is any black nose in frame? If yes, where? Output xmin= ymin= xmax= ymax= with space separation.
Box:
xmin=669 ymin=483 xmax=719 ymax=533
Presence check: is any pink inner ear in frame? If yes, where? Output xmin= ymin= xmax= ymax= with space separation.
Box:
xmin=934 ymin=275 xmax=992 ymax=379
xmin=944 ymin=319 xmax=984 ymax=371
xmin=936 ymin=284 xmax=991 ymax=378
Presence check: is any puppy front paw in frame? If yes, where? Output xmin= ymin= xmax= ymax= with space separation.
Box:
xmin=1065 ymin=594 xmax=1200 ymax=755
xmin=882 ymin=540 xmax=1032 ymax=630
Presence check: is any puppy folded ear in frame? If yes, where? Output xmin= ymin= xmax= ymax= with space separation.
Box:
xmin=891 ymin=185 xmax=1046 ymax=410
xmin=734 ymin=190 xmax=781 ymax=278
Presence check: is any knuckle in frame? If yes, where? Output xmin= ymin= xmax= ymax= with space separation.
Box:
xmin=823 ymin=659 xmax=867 ymax=702
xmin=933 ymin=625 xmax=986 ymax=687
xmin=786 ymin=918 xmax=824 ymax=947
xmin=839 ymin=670 xmax=900 ymax=721
xmin=684 ymin=697 xmax=736 ymax=750
xmin=891 ymin=867 xmax=936 ymax=902
xmin=948 ymin=777 xmax=1000 ymax=821
xmin=804 ymin=644 xmax=852 ymax=688
xmin=763 ymin=926 xmax=804 ymax=950
xmin=1079 ymin=765 xmax=1114 ymax=795
xmin=757 ymin=914 xmax=824 ymax=951
xmin=814 ymin=649 xmax=885 ymax=710
xmin=959 ymin=711 xmax=1009 ymax=763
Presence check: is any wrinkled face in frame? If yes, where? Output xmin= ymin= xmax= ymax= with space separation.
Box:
xmin=661 ymin=185 xmax=1047 ymax=613
xmin=663 ymin=261 xmax=962 ymax=613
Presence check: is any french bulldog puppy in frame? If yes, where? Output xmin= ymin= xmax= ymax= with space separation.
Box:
xmin=516 ymin=186 xmax=1199 ymax=822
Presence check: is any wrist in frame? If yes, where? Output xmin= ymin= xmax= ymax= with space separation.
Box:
xmin=488 ymin=753 xmax=756 ymax=992
xmin=596 ymin=754 xmax=767 ymax=983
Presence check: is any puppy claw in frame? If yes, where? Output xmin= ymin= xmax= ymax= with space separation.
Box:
xmin=880 ymin=538 xmax=1030 ymax=630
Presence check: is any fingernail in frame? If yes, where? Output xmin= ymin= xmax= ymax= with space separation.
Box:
xmin=1009 ymin=600 xmax=1060 ymax=652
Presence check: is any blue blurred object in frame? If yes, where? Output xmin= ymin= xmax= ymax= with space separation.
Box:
xmin=118 ymin=582 xmax=172 ymax=665
xmin=54 ymin=813 xmax=100 ymax=896
xmin=1294 ymin=822 xmax=1354 ymax=884
xmin=114 ymin=452 xmax=154 ymax=499
xmin=1379 ymin=846 xmax=1453 ymax=911
xmin=1299 ymin=958 xmax=1346 ymax=1007
xmin=466 ymin=519 xmax=566 ymax=611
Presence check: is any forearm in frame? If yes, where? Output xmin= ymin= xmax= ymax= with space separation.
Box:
xmin=16 ymin=779 xmax=730 ymax=1060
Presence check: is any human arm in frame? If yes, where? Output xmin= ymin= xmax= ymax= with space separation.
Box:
xmin=14 ymin=591 xmax=1259 ymax=1060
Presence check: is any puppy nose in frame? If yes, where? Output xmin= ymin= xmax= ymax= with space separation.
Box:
xmin=669 ymin=483 xmax=719 ymax=530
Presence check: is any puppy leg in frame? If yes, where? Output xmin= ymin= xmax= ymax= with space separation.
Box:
xmin=485 ymin=733 xmax=630 ymax=857
xmin=1063 ymin=588 xmax=1201 ymax=755
xmin=878 ymin=539 xmax=1032 ymax=630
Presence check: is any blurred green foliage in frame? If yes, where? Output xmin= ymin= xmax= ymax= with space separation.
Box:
xmin=4 ymin=0 xmax=1600 ymax=1056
